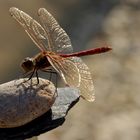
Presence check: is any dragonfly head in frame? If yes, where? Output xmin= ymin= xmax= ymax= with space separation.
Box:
xmin=21 ymin=57 xmax=35 ymax=73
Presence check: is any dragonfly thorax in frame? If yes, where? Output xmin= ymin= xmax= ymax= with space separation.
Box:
xmin=35 ymin=53 xmax=51 ymax=69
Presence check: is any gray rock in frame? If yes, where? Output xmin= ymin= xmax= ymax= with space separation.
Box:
xmin=0 ymin=78 xmax=80 ymax=139
xmin=0 ymin=78 xmax=56 ymax=128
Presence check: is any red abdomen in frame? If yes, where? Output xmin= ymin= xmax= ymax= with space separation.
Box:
xmin=60 ymin=47 xmax=112 ymax=58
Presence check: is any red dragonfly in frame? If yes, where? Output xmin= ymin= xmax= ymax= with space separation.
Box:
xmin=9 ymin=7 xmax=111 ymax=102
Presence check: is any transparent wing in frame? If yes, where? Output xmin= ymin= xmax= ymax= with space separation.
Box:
xmin=47 ymin=55 xmax=95 ymax=102
xmin=9 ymin=7 xmax=48 ymax=52
xmin=38 ymin=8 xmax=73 ymax=54
xmin=47 ymin=55 xmax=80 ymax=87
xmin=70 ymin=57 xmax=95 ymax=102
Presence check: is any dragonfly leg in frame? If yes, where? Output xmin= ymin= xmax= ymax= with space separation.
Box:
xmin=28 ymin=68 xmax=36 ymax=81
xmin=22 ymin=68 xmax=36 ymax=83
xmin=35 ymin=70 xmax=39 ymax=84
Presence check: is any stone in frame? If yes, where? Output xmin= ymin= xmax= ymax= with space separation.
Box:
xmin=0 ymin=78 xmax=80 ymax=139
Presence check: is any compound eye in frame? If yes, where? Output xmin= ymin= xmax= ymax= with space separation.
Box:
xmin=23 ymin=57 xmax=32 ymax=62
xmin=21 ymin=57 xmax=34 ymax=72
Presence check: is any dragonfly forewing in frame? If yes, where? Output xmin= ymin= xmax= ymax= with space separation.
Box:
xmin=9 ymin=7 xmax=48 ymax=52
xmin=38 ymin=8 xmax=73 ymax=54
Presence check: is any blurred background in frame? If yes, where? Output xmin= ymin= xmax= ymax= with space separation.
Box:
xmin=0 ymin=0 xmax=140 ymax=140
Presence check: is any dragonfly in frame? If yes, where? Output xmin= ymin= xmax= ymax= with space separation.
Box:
xmin=9 ymin=7 xmax=112 ymax=102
